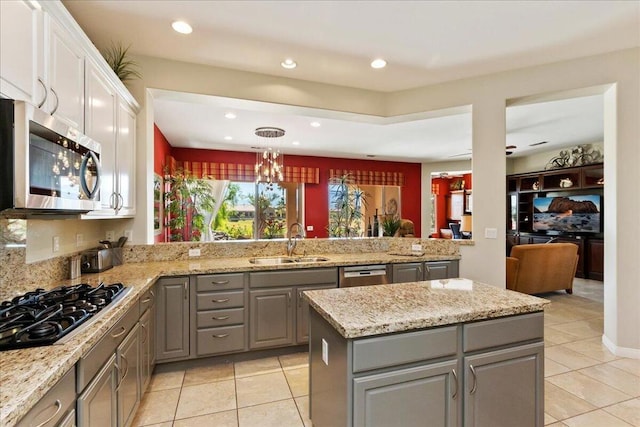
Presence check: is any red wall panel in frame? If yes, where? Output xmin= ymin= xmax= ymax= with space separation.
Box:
xmin=154 ymin=125 xmax=173 ymax=175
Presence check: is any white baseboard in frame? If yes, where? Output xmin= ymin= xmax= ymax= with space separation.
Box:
xmin=602 ymin=334 xmax=640 ymax=359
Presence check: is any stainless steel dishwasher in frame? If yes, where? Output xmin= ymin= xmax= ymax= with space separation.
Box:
xmin=338 ymin=265 xmax=391 ymax=287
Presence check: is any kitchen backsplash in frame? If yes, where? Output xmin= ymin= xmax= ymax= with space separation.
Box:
xmin=0 ymin=237 xmax=467 ymax=301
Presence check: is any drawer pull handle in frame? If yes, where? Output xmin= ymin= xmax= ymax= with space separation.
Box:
xmin=469 ymin=364 xmax=478 ymax=395
xmin=111 ymin=326 xmax=126 ymax=338
xmin=212 ymin=316 xmax=230 ymax=320
xmin=34 ymin=399 xmax=61 ymax=427
xmin=451 ymin=369 xmax=458 ymax=399
xmin=141 ymin=323 xmax=148 ymax=343
xmin=212 ymin=298 xmax=230 ymax=303
xmin=212 ymin=333 xmax=229 ymax=338
xmin=211 ymin=280 xmax=230 ymax=285
xmin=141 ymin=297 xmax=152 ymax=303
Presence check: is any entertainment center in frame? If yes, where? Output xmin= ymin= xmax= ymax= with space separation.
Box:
xmin=507 ymin=163 xmax=604 ymax=280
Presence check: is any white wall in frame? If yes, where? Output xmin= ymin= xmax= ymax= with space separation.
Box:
xmin=124 ymin=48 xmax=639 ymax=356
xmin=507 ymin=143 xmax=604 ymax=174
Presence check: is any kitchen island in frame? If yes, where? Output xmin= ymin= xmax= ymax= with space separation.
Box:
xmin=304 ymin=278 xmax=549 ymax=427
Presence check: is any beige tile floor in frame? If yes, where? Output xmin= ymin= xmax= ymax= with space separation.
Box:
xmin=133 ymin=279 xmax=639 ymax=427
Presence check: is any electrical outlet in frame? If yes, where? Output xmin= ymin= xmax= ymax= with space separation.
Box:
xmin=188 ymin=248 xmax=201 ymax=257
xmin=76 ymin=233 xmax=83 ymax=247
xmin=322 ymin=338 xmax=329 ymax=365
xmin=306 ymin=225 xmax=314 ymax=232
xmin=52 ymin=236 xmax=60 ymax=252
xmin=105 ymin=230 xmax=115 ymax=241
xmin=411 ymin=244 xmax=422 ymax=252
xmin=124 ymin=230 xmax=132 ymax=241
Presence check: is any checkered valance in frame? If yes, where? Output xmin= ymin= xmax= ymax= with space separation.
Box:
xmin=166 ymin=157 xmax=319 ymax=184
xmin=329 ymin=169 xmax=405 ymax=186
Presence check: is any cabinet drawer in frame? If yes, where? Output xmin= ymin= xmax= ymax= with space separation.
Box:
xmin=463 ymin=312 xmax=544 ymax=352
xmin=196 ymin=273 xmax=244 ymax=291
xmin=196 ymin=325 xmax=245 ymax=356
xmin=77 ymin=301 xmax=139 ymax=391
xmin=139 ymin=286 xmax=155 ymax=315
xmin=17 ymin=368 xmax=76 ymax=427
xmin=352 ymin=326 xmax=458 ymax=373
xmin=197 ymin=291 xmax=244 ymax=310
xmin=249 ymin=268 xmax=337 ymax=288
xmin=197 ymin=307 xmax=245 ymax=328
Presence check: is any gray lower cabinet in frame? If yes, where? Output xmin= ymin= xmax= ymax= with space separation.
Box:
xmin=296 ymin=284 xmax=336 ymax=344
xmin=194 ymin=273 xmax=247 ymax=356
xmin=392 ymin=260 xmax=459 ymax=283
xmin=117 ymin=324 xmax=140 ymax=427
xmin=139 ymin=302 xmax=154 ymax=393
xmin=309 ymin=310 xmax=544 ymax=427
xmin=463 ymin=342 xmax=544 ymax=427
xmin=353 ymin=360 xmax=458 ymax=427
xmin=249 ymin=287 xmax=294 ymax=349
xmin=156 ymin=276 xmax=189 ymax=361
xmin=425 ymin=261 xmax=459 ymax=280
xmin=391 ymin=262 xmax=423 ymax=283
xmin=17 ymin=368 xmax=77 ymax=427
xmin=77 ymin=354 xmax=117 ymax=427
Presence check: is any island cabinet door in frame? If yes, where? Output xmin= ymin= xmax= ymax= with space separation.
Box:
xmin=249 ymin=288 xmax=294 ymax=349
xmin=463 ymin=342 xmax=544 ymax=427
xmin=353 ymin=360 xmax=459 ymax=427
xmin=425 ymin=261 xmax=459 ymax=280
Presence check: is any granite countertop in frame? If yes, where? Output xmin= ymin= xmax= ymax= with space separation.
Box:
xmin=0 ymin=251 xmax=459 ymax=427
xmin=303 ymin=278 xmax=550 ymax=339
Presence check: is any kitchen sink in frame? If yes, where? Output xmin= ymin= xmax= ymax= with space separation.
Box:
xmin=294 ymin=256 xmax=330 ymax=263
xmin=248 ymin=256 xmax=330 ymax=264
xmin=249 ymin=257 xmax=296 ymax=265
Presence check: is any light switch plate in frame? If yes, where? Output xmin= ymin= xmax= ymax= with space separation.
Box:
xmin=188 ymin=248 xmax=201 ymax=257
xmin=484 ymin=228 xmax=498 ymax=239
xmin=322 ymin=338 xmax=329 ymax=365
xmin=411 ymin=244 xmax=422 ymax=252
xmin=76 ymin=233 xmax=83 ymax=247
xmin=52 ymin=236 xmax=60 ymax=252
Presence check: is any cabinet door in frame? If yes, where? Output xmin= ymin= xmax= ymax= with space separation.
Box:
xmin=139 ymin=309 xmax=153 ymax=393
xmin=353 ymin=360 xmax=459 ymax=427
xmin=85 ymin=60 xmax=117 ymax=212
xmin=249 ymin=288 xmax=294 ymax=349
xmin=77 ymin=353 xmax=117 ymax=427
xmin=464 ymin=342 xmax=543 ymax=427
xmin=0 ymin=1 xmax=41 ymax=102
xmin=392 ymin=262 xmax=423 ymax=283
xmin=117 ymin=324 xmax=140 ymax=427
xmin=116 ymin=99 xmax=136 ymax=215
xmin=48 ymin=18 xmax=84 ymax=130
xmin=296 ymin=284 xmax=337 ymax=344
xmin=425 ymin=261 xmax=458 ymax=280
xmin=586 ymin=239 xmax=604 ymax=281
xmin=156 ymin=277 xmax=190 ymax=361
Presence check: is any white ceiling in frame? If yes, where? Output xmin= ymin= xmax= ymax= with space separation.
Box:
xmin=63 ymin=1 xmax=635 ymax=162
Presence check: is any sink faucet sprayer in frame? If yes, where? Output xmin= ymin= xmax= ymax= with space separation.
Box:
xmin=287 ymin=222 xmax=306 ymax=256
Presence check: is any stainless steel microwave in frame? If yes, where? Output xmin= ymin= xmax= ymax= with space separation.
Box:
xmin=0 ymin=99 xmax=102 ymax=216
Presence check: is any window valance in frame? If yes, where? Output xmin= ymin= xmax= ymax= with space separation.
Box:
xmin=166 ymin=157 xmax=319 ymax=184
xmin=329 ymin=169 xmax=405 ymax=186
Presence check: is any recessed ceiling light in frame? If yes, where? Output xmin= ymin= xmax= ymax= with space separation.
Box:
xmin=224 ymin=112 xmax=236 ymax=119
xmin=292 ymin=141 xmax=300 ymax=145
xmin=172 ymin=21 xmax=192 ymax=34
xmin=224 ymin=136 xmax=233 ymax=141
xmin=281 ymin=58 xmax=297 ymax=69
xmin=370 ymin=58 xmax=387 ymax=69
xmin=310 ymin=121 xmax=321 ymax=128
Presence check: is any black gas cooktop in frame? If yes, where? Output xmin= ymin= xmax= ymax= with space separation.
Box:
xmin=0 ymin=283 xmax=127 ymax=351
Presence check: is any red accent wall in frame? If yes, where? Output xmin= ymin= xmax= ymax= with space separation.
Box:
xmin=431 ymin=173 xmax=472 ymax=237
xmin=154 ymin=125 xmax=172 ymax=175
xmin=171 ymin=148 xmax=422 ymax=238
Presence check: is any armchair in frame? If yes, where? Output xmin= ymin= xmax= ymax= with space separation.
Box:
xmin=506 ymin=243 xmax=579 ymax=295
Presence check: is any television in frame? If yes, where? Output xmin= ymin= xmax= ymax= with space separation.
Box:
xmin=533 ymin=195 xmax=601 ymax=233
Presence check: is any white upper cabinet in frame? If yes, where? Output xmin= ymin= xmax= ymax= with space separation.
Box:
xmin=0 ymin=1 xmax=42 ymax=102
xmin=116 ymin=100 xmax=136 ymax=216
xmin=47 ymin=17 xmax=85 ymax=130
xmin=85 ymin=60 xmax=117 ymax=212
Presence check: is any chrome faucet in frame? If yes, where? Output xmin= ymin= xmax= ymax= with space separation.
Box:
xmin=286 ymin=222 xmax=305 ymax=257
